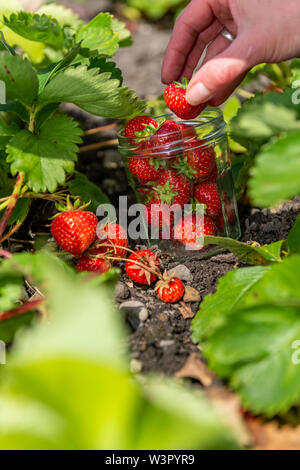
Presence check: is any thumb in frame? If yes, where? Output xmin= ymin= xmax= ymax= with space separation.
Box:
xmin=186 ymin=36 xmax=256 ymax=105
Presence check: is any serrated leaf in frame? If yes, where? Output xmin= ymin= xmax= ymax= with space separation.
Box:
xmin=0 ymin=27 xmax=45 ymax=63
xmin=0 ymin=53 xmax=38 ymax=106
xmin=37 ymin=65 xmax=145 ymax=119
xmin=76 ymin=13 xmax=119 ymax=57
xmin=7 ymin=114 xmax=83 ymax=192
xmin=0 ymin=101 xmax=29 ymax=122
xmin=249 ymin=133 xmax=300 ymax=207
xmin=231 ymin=89 xmax=300 ymax=144
xmin=67 ymin=171 xmax=109 ymax=212
xmin=88 ymin=56 xmax=123 ymax=84
xmin=3 ymin=12 xmax=65 ymax=49
xmin=204 ymin=236 xmax=284 ymax=265
xmin=287 ymin=215 xmax=300 ymax=255
xmin=192 ymin=266 xmax=271 ymax=342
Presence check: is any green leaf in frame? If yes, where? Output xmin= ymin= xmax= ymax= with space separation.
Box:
xmin=192 ymin=266 xmax=271 ymax=342
xmin=3 ymin=12 xmax=65 ymax=49
xmin=38 ymin=43 xmax=82 ymax=92
xmin=249 ymin=133 xmax=300 ymax=207
xmin=231 ymin=89 xmax=300 ymax=144
xmin=7 ymin=114 xmax=83 ymax=192
xmin=0 ymin=53 xmax=39 ymax=106
xmin=67 ymin=171 xmax=110 ymax=212
xmin=0 ymin=313 xmax=34 ymax=343
xmin=287 ymin=215 xmax=300 ymax=255
xmin=111 ymin=18 xmax=132 ymax=47
xmin=0 ymin=101 xmax=29 ymax=122
xmin=199 ymin=256 xmax=300 ymax=415
xmin=88 ymin=56 xmax=123 ymax=84
xmin=76 ymin=13 xmax=119 ymax=57
xmin=128 ymin=0 xmax=184 ymax=20
xmin=0 ymin=31 xmax=16 ymax=55
xmin=204 ymin=236 xmax=284 ymax=265
xmin=37 ymin=65 xmax=145 ymax=119
xmin=0 ymin=273 xmax=23 ymax=313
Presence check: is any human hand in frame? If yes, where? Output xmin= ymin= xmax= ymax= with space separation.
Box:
xmin=162 ymin=0 xmax=300 ymax=106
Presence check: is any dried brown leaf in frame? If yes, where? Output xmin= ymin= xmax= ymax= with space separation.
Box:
xmin=178 ymin=301 xmax=195 ymax=319
xmin=183 ymin=286 xmax=201 ymax=303
xmin=248 ymin=419 xmax=300 ymax=450
xmin=176 ymin=353 xmax=215 ymax=387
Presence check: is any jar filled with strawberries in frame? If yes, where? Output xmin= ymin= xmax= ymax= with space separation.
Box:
xmin=118 ymin=80 xmax=241 ymax=259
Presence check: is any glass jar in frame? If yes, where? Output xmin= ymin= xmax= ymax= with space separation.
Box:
xmin=118 ymin=108 xmax=241 ymax=260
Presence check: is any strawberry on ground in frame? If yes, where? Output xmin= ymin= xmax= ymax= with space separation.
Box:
xmin=195 ymin=183 xmax=222 ymax=219
xmin=173 ymin=140 xmax=215 ymax=182
xmin=76 ymin=256 xmax=111 ymax=274
xmin=155 ymin=272 xmax=185 ymax=303
xmin=125 ymin=249 xmax=160 ymax=285
xmin=95 ymin=223 xmax=128 ymax=259
xmin=164 ymin=78 xmax=207 ymax=120
xmin=51 ymin=210 xmax=98 ymax=255
xmin=173 ymin=214 xmax=217 ymax=250
xmin=124 ymin=116 xmax=158 ymax=140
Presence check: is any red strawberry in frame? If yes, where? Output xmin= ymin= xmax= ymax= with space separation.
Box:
xmin=96 ymin=223 xmax=128 ymax=259
xmin=207 ymin=165 xmax=218 ymax=183
xmin=51 ymin=210 xmax=98 ymax=255
xmin=150 ymin=120 xmax=181 ymax=157
xmin=128 ymin=156 xmax=164 ymax=183
xmin=76 ymin=256 xmax=111 ymax=274
xmin=124 ymin=116 xmax=158 ymax=139
xmin=164 ymin=79 xmax=206 ymax=120
xmin=195 ymin=183 xmax=222 ymax=219
xmin=155 ymin=272 xmax=184 ymax=303
xmin=155 ymin=170 xmax=192 ymax=207
xmin=125 ymin=249 xmax=160 ymax=285
xmin=174 ymin=140 xmax=215 ymax=182
xmin=144 ymin=198 xmax=176 ymax=229
xmin=173 ymin=214 xmax=216 ymax=250
xmin=178 ymin=122 xmax=196 ymax=139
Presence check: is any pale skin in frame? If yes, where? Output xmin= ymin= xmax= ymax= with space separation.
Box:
xmin=162 ymin=0 xmax=300 ymax=106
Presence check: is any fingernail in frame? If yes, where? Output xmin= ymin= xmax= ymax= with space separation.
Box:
xmin=186 ymin=82 xmax=212 ymax=106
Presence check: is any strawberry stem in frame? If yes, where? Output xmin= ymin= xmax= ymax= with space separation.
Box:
xmin=0 ymin=298 xmax=43 ymax=322
xmin=0 ymin=172 xmax=24 ymax=239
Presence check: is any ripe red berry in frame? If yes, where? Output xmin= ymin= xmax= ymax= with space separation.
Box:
xmin=128 ymin=156 xmax=163 ymax=183
xmin=173 ymin=214 xmax=217 ymax=250
xmin=174 ymin=140 xmax=215 ymax=182
xmin=150 ymin=120 xmax=181 ymax=157
xmin=155 ymin=273 xmax=185 ymax=303
xmin=76 ymin=256 xmax=111 ymax=274
xmin=51 ymin=210 xmax=98 ymax=255
xmin=207 ymin=165 xmax=218 ymax=183
xmin=144 ymin=198 xmax=176 ymax=229
xmin=96 ymin=223 xmax=128 ymax=259
xmin=156 ymin=170 xmax=192 ymax=207
xmin=124 ymin=116 xmax=158 ymax=139
xmin=125 ymin=249 xmax=160 ymax=285
xmin=195 ymin=183 xmax=222 ymax=219
xmin=164 ymin=81 xmax=206 ymax=120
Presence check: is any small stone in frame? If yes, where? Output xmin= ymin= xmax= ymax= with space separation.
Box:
xmin=130 ymin=359 xmax=143 ymax=374
xmin=115 ymin=282 xmax=130 ymax=300
xmin=183 ymin=286 xmax=201 ymax=303
xmin=119 ymin=300 xmax=148 ymax=322
xmin=168 ymin=264 xmax=193 ymax=282
xmin=159 ymin=340 xmax=175 ymax=348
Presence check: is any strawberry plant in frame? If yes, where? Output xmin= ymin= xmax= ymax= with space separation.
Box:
xmin=0 ymin=4 xmax=145 ymax=243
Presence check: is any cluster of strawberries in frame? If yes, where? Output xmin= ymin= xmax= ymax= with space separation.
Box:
xmin=122 ymin=81 xmax=227 ymax=248
xmin=50 ymin=210 xmax=185 ymax=303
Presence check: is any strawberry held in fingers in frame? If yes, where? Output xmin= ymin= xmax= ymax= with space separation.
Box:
xmin=51 ymin=210 xmax=98 ymax=255
xmin=155 ymin=272 xmax=184 ymax=303
xmin=164 ymin=78 xmax=207 ymax=120
xmin=77 ymin=256 xmax=111 ymax=274
xmin=96 ymin=223 xmax=128 ymax=259
xmin=195 ymin=183 xmax=222 ymax=219
xmin=125 ymin=249 xmax=160 ymax=285
xmin=173 ymin=214 xmax=217 ymax=250
xmin=124 ymin=116 xmax=158 ymax=140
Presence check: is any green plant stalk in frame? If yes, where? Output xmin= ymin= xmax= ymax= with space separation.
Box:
xmin=0 ymin=298 xmax=43 ymax=322
xmin=0 ymin=200 xmax=32 ymax=244
xmin=0 ymin=172 xmax=24 ymax=239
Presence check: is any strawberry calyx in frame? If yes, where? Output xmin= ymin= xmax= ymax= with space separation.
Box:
xmin=52 ymin=196 xmax=91 ymax=219
xmin=154 ymin=269 xmax=176 ymax=296
xmin=134 ymin=122 xmax=159 ymax=138
xmin=173 ymin=76 xmax=190 ymax=90
xmin=154 ymin=180 xmax=178 ymax=206
xmin=172 ymin=156 xmax=197 ymax=180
